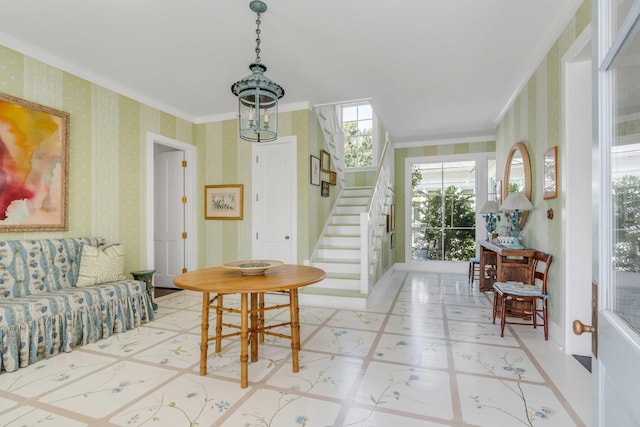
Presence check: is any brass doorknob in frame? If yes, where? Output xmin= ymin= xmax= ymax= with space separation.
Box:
xmin=285 ymin=236 xmax=290 ymax=240
xmin=573 ymin=319 xmax=596 ymax=335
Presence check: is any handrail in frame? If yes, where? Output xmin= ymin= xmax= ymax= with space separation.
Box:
xmin=360 ymin=135 xmax=394 ymax=293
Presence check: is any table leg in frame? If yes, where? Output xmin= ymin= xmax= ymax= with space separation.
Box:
xmin=259 ymin=292 xmax=265 ymax=343
xmin=200 ymin=291 xmax=210 ymax=376
xmin=289 ymin=288 xmax=301 ymax=372
xmin=250 ymin=292 xmax=259 ymax=362
xmin=215 ymin=294 xmax=223 ymax=353
xmin=240 ymin=293 xmax=249 ymax=388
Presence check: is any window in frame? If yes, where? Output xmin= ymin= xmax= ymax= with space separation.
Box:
xmin=342 ymin=103 xmax=375 ymax=168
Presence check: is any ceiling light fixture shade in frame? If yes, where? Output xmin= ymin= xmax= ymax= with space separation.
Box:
xmin=231 ymin=0 xmax=284 ymax=142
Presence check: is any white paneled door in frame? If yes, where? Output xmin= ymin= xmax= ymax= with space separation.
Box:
xmin=153 ymin=149 xmax=184 ymax=288
xmin=594 ymin=1 xmax=640 ymax=426
xmin=252 ymin=137 xmax=297 ymax=264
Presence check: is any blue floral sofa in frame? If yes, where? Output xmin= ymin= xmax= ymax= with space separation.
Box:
xmin=0 ymin=237 xmax=154 ymax=373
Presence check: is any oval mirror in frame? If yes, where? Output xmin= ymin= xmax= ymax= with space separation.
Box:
xmin=503 ymin=142 xmax=532 ymax=226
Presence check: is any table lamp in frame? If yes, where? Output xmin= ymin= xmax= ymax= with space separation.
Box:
xmin=499 ymin=192 xmax=534 ymax=244
xmin=479 ymin=200 xmax=500 ymax=240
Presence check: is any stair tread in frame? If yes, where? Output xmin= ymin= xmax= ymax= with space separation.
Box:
xmin=319 ymin=245 xmax=360 ymax=250
xmin=300 ymin=287 xmax=366 ymax=298
xmin=313 ymin=258 xmax=360 ymax=264
xmin=325 ymin=272 xmax=360 ymax=279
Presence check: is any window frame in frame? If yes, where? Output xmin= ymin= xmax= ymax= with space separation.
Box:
xmin=340 ymin=101 xmax=379 ymax=170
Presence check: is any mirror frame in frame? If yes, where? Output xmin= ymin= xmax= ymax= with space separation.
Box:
xmin=503 ymin=141 xmax=532 ymax=226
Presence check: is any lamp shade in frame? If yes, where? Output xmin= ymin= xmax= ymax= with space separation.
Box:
xmin=479 ymin=200 xmax=500 ymax=214
xmin=500 ymin=192 xmax=534 ymax=211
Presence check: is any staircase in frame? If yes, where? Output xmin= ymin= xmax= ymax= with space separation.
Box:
xmin=302 ymin=187 xmax=372 ymax=308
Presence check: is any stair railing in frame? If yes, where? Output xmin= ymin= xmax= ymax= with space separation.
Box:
xmin=360 ymin=135 xmax=394 ymax=294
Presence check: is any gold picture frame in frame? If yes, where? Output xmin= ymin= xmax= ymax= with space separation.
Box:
xmin=0 ymin=93 xmax=70 ymax=232
xmin=320 ymin=149 xmax=330 ymax=172
xmin=543 ymin=146 xmax=558 ymax=200
xmin=205 ymin=184 xmax=244 ymax=220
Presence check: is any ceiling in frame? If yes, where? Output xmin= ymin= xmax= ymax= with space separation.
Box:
xmin=0 ymin=0 xmax=581 ymax=143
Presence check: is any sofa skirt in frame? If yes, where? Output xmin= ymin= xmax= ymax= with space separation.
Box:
xmin=0 ymin=280 xmax=154 ymax=373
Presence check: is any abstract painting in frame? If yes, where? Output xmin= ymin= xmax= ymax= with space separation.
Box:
xmin=0 ymin=93 xmax=69 ymax=231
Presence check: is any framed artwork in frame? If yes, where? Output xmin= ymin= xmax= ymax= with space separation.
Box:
xmin=543 ymin=146 xmax=558 ymax=199
xmin=390 ymin=204 xmax=395 ymax=230
xmin=330 ymin=171 xmax=337 ymax=185
xmin=0 ymin=93 xmax=70 ymax=232
xmin=310 ymin=155 xmax=320 ymax=186
xmin=320 ymin=149 xmax=330 ymax=172
xmin=390 ymin=232 xmax=395 ymax=249
xmin=386 ymin=214 xmax=391 ymax=232
xmin=205 ymin=184 xmax=243 ymax=219
xmin=321 ymin=181 xmax=330 ymax=197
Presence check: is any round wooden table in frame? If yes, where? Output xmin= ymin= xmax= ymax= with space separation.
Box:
xmin=173 ymin=264 xmax=325 ymax=388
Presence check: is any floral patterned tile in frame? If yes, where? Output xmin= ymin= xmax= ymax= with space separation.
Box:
xmin=1 ymin=406 xmax=88 ymax=426
xmin=133 ymin=331 xmax=201 ymax=368
xmin=82 ymin=326 xmax=176 ymax=356
xmin=222 ymin=388 xmax=342 ymax=426
xmin=392 ymin=301 xmax=444 ymax=318
xmin=199 ymin=341 xmax=293 ymax=384
xmin=324 ymin=310 xmax=387 ymax=331
xmin=373 ymin=333 xmax=449 ymax=369
xmin=158 ymin=293 xmax=202 ymax=310
xmin=445 ymin=305 xmax=494 ymax=323
xmin=40 ymin=361 xmax=176 ymax=418
xmin=396 ymin=289 xmax=445 ymax=304
xmin=385 ymin=314 xmax=446 ymax=339
xmin=272 ymin=305 xmax=337 ymax=325
xmin=355 ymin=361 xmax=453 ymax=420
xmin=457 ymin=374 xmax=578 ymax=426
xmin=0 ymin=396 xmax=17 ymax=412
xmin=444 ymin=294 xmax=493 ymax=307
xmin=302 ymin=326 xmax=377 ymax=357
xmin=266 ymin=351 xmax=363 ymax=399
xmin=147 ymin=307 xmax=206 ymax=332
xmin=447 ymin=319 xmax=519 ymax=346
xmin=149 ymin=305 xmax=179 ymax=320
xmin=0 ymin=351 xmax=116 ymax=396
xmin=343 ymin=407 xmax=450 ymax=426
xmin=109 ymin=374 xmax=249 ymax=426
xmin=451 ymin=342 xmax=544 ymax=383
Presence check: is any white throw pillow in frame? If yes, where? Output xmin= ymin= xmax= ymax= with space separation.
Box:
xmin=76 ymin=244 xmax=127 ymax=287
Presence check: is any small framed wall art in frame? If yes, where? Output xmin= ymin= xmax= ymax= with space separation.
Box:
xmin=543 ymin=146 xmax=558 ymax=199
xmin=310 ymin=155 xmax=320 ymax=186
xmin=205 ymin=184 xmax=244 ymax=219
xmin=330 ymin=171 xmax=337 ymax=185
xmin=321 ymin=181 xmax=330 ymax=197
xmin=320 ymin=150 xmax=330 ymax=172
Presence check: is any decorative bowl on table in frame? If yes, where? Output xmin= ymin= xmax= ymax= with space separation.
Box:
xmin=222 ymin=260 xmax=283 ymax=275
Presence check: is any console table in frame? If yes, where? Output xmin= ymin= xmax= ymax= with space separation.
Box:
xmin=478 ymin=240 xmax=536 ymax=292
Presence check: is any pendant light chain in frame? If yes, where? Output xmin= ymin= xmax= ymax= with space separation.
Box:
xmin=254 ymin=12 xmax=262 ymax=64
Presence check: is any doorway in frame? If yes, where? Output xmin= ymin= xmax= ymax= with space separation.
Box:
xmin=145 ymin=132 xmax=197 ymax=288
xmin=562 ymin=28 xmax=592 ymax=356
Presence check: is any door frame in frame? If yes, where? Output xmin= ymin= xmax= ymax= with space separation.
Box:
xmin=145 ymin=132 xmax=197 ymax=272
xmin=251 ymin=136 xmax=297 ymax=263
xmin=561 ymin=26 xmax=593 ymax=356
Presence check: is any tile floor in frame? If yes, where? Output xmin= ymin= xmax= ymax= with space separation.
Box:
xmin=0 ymin=271 xmax=592 ymax=426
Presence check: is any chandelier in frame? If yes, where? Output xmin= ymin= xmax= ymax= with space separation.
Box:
xmin=231 ymin=0 xmax=285 ymax=142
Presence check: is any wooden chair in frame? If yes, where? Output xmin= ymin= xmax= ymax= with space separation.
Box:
xmin=468 ymin=257 xmax=480 ymax=284
xmin=492 ymin=251 xmax=553 ymax=339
